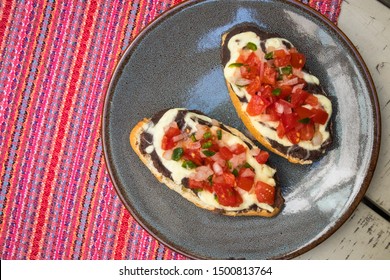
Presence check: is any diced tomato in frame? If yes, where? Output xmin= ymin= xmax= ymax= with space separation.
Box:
xmin=262 ymin=63 xmax=277 ymax=86
xmin=290 ymin=52 xmax=306 ymax=69
xmin=300 ymin=123 xmax=315 ymax=141
xmin=237 ymin=176 xmax=254 ymax=191
xmin=295 ymin=106 xmax=314 ymax=120
xmin=259 ymin=85 xmax=273 ymax=99
xmin=183 ymin=148 xmax=203 ymax=166
xmin=188 ymin=178 xmax=212 ymax=193
xmin=246 ymin=95 xmax=270 ymax=116
xmin=311 ymin=108 xmax=329 ymax=125
xmin=273 ymin=49 xmax=291 ymax=67
xmin=255 ymin=150 xmax=269 ymax=164
xmin=286 ymin=129 xmax=301 ymax=144
xmin=213 ymin=183 xmax=243 ymax=207
xmin=236 ymin=53 xmax=247 ymax=64
xmin=223 ymin=172 xmax=236 ymax=187
xmin=305 ymin=94 xmax=318 ymax=106
xmin=254 ymin=181 xmax=275 ymax=205
xmin=241 ymin=52 xmax=261 ymax=80
xmin=213 ymin=172 xmax=235 ymax=187
xmin=231 ymin=143 xmax=246 ymax=155
xmin=279 ymin=85 xmax=293 ymax=99
xmin=277 ymin=121 xmax=286 ymax=138
xmin=290 ymin=89 xmax=310 ymax=107
xmin=265 ymin=104 xmax=281 ymax=121
xmin=246 ymin=76 xmax=261 ymax=96
xmin=161 ymin=125 xmax=181 ymax=150
xmin=219 ymin=146 xmax=233 ymax=160
xmin=281 ymin=113 xmax=299 ymax=132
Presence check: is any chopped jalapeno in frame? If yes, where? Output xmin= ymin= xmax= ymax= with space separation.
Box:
xmin=232 ymin=168 xmax=239 ymax=177
xmin=245 ymin=42 xmax=258 ymax=51
xmin=265 ymin=52 xmax=274 ymax=60
xmin=280 ymin=65 xmax=293 ymax=75
xmin=227 ymin=161 xmax=233 ymax=169
xmin=202 ymin=150 xmax=216 ymax=157
xmin=203 ymin=131 xmax=212 ymax=139
xmin=228 ymin=62 xmax=244 ymax=68
xmin=190 ymin=133 xmax=197 ymax=142
xmin=217 ymin=129 xmax=222 ymax=140
xmin=299 ymin=117 xmax=311 ymax=124
xmin=201 ymin=141 xmax=212 ymax=149
xmin=244 ymin=162 xmax=252 ymax=169
xmin=182 ymin=160 xmax=197 ymax=169
xmin=272 ymin=88 xmax=281 ymax=96
xmin=171 ymin=147 xmax=183 ymax=161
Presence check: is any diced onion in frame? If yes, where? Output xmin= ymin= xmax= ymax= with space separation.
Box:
xmin=292 ymin=83 xmax=305 ymax=93
xmin=212 ymin=162 xmax=223 ymax=175
xmin=235 ymin=78 xmax=251 ymax=86
xmin=162 ymin=150 xmax=173 ymax=160
xmin=230 ymin=153 xmax=246 ymax=169
xmin=190 ymin=166 xmax=214 ymax=181
xmin=172 ymin=133 xmax=185 ymax=143
xmin=279 ymin=77 xmax=298 ymax=86
xmin=311 ymin=131 xmax=323 ymax=146
xmin=240 ymin=168 xmax=255 ymax=178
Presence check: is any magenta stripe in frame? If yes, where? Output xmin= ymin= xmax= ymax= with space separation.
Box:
xmin=48 ymin=1 xmax=100 ymax=259
xmin=23 ymin=0 xmax=81 ymax=258
xmin=58 ymin=0 xmax=120 ymax=259
xmin=0 ymin=1 xmax=40 ymax=259
xmin=10 ymin=0 xmax=64 ymax=259
xmin=22 ymin=1 xmax=78 ymax=259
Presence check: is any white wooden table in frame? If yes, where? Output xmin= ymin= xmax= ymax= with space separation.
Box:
xmin=296 ymin=0 xmax=390 ymax=259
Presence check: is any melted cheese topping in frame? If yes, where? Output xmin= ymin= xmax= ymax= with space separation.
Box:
xmin=224 ymin=32 xmax=332 ymax=150
xmin=143 ymin=108 xmax=276 ymax=212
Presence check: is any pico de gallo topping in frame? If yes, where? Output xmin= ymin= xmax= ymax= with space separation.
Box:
xmin=228 ymin=41 xmax=330 ymax=145
xmin=161 ymin=121 xmax=275 ymax=208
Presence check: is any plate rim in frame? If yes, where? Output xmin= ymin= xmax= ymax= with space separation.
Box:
xmin=101 ymin=0 xmax=381 ymax=259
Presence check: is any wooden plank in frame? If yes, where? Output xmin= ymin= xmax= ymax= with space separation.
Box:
xmin=296 ymin=203 xmax=390 ymax=259
xmin=337 ymin=0 xmax=390 ymax=214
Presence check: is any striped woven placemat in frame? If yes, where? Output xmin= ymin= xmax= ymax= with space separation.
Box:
xmin=0 ymin=0 xmax=342 ymax=260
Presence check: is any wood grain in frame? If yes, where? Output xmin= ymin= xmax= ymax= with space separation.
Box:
xmin=338 ymin=0 xmax=390 ymax=214
xmin=296 ymin=203 xmax=390 ymax=259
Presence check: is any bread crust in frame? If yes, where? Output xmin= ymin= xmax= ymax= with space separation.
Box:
xmin=221 ymin=29 xmax=331 ymax=165
xmin=130 ymin=110 xmax=284 ymax=217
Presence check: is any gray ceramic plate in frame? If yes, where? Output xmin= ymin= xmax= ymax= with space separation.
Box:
xmin=102 ymin=0 xmax=380 ymax=259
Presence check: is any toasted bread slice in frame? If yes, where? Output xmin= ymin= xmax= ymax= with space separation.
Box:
xmin=221 ymin=25 xmax=332 ymax=164
xmin=130 ymin=108 xmax=284 ymax=217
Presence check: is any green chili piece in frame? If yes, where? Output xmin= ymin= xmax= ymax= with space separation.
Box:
xmin=182 ymin=160 xmax=197 ymax=169
xmin=244 ymin=162 xmax=252 ymax=169
xmin=228 ymin=62 xmax=244 ymax=68
xmin=272 ymin=88 xmax=281 ymax=96
xmin=245 ymin=42 xmax=258 ymax=51
xmin=190 ymin=133 xmax=197 ymax=142
xmin=203 ymin=131 xmax=212 ymax=139
xmin=217 ymin=129 xmax=222 ymax=140
xmin=202 ymin=150 xmax=216 ymax=157
xmin=232 ymin=169 xmax=239 ymax=177
xmin=208 ymin=175 xmax=213 ymax=185
xmin=171 ymin=147 xmax=184 ymax=161
xmin=201 ymin=141 xmax=212 ymax=149
xmin=299 ymin=117 xmax=311 ymax=124
xmin=280 ymin=65 xmax=293 ymax=75
xmin=265 ymin=52 xmax=274 ymax=60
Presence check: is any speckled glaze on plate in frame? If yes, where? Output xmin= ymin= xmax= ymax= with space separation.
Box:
xmin=102 ymin=0 xmax=380 ymax=259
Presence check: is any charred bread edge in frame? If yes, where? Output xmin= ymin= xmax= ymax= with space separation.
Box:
xmin=130 ymin=110 xmax=284 ymax=217
xmin=221 ymin=26 xmax=333 ymax=165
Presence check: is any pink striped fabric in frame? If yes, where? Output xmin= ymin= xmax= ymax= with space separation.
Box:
xmin=0 ymin=0 xmax=342 ymax=259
